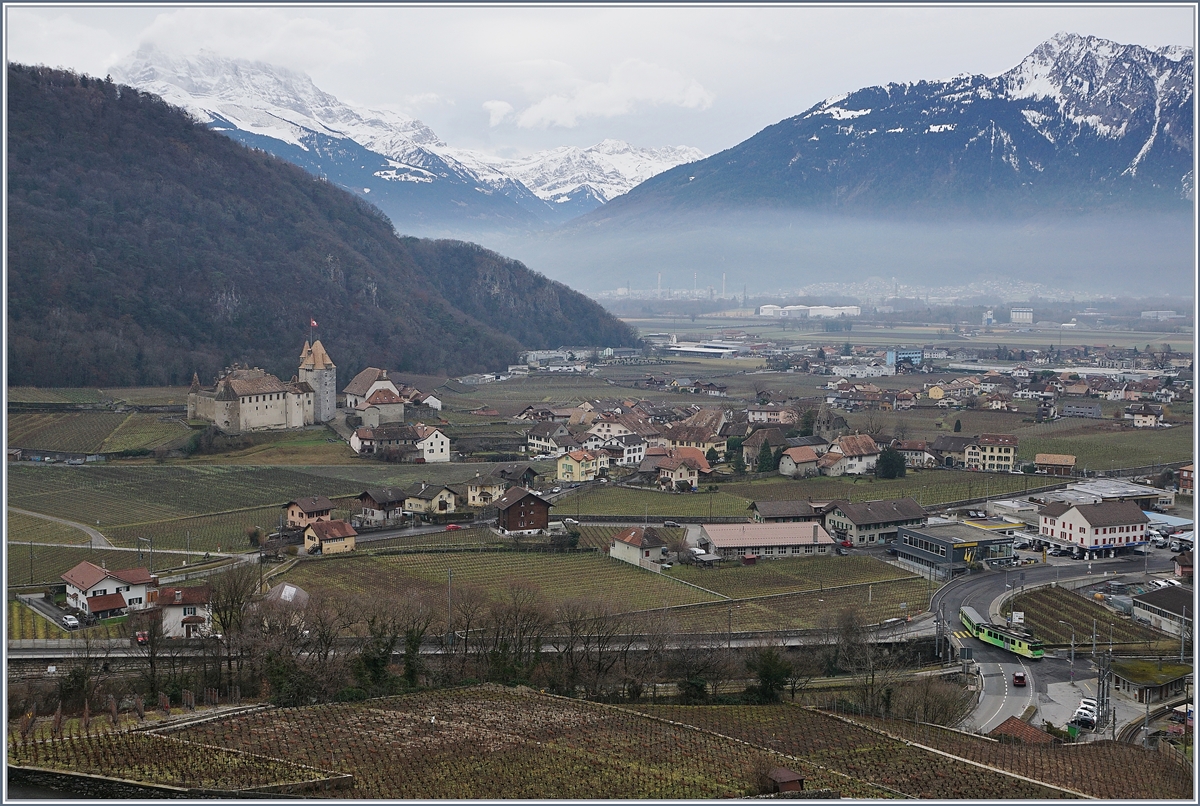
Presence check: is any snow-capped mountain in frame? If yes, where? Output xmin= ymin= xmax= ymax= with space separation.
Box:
xmin=471 ymin=140 xmax=707 ymax=217
xmin=111 ymin=46 xmax=703 ymax=232
xmin=583 ymin=32 xmax=1193 ymax=225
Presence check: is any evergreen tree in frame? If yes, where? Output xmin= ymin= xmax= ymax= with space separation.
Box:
xmin=757 ymin=441 xmax=775 ymax=473
xmin=705 ymin=447 xmax=719 ymax=465
xmin=875 ymin=447 xmax=906 ymax=479
xmin=731 ymin=452 xmax=747 ymax=475
xmin=953 ymin=419 xmax=962 ymax=432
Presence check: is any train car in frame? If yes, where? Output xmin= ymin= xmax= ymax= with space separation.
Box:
xmin=959 ymin=605 xmax=1044 ymax=659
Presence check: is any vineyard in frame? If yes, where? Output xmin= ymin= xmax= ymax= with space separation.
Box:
xmin=7 ymin=545 xmax=153 ymax=588
xmin=361 ymin=527 xmax=507 ymax=550
xmin=573 ymin=525 xmax=685 ymax=550
xmin=156 ymin=686 xmax=894 ymax=798
xmin=280 ymin=552 xmax=721 ymax=614
xmin=626 ymin=703 xmax=1072 ymax=799
xmin=664 ymin=555 xmax=915 ymax=600
xmin=98 ymin=414 xmax=193 ymax=453
xmin=1003 ymin=587 xmax=1166 ymax=647
xmin=6 ymin=388 xmax=106 ymax=404
xmin=7 ymin=412 xmax=130 ymax=453
xmin=104 ymin=506 xmax=284 ymax=554
xmin=7 ymin=731 xmax=333 ymax=793
xmin=847 ymin=712 xmax=1192 ymax=799
xmin=6 ymin=511 xmax=90 ymax=545
xmin=634 ymin=577 xmax=932 ymax=634
xmin=1016 ymin=423 xmax=1193 ymax=470
xmin=7 ymin=600 xmax=69 ymax=639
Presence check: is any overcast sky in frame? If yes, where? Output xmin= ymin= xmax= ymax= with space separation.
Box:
xmin=6 ymin=4 xmax=1195 ymax=157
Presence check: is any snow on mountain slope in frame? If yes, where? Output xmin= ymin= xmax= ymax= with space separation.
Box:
xmin=112 ymin=45 xmax=703 ymax=225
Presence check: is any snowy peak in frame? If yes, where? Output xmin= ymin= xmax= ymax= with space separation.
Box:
xmin=498 ymin=140 xmax=706 ymax=204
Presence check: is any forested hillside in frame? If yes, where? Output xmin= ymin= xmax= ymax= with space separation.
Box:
xmin=7 ymin=65 xmax=636 ymax=387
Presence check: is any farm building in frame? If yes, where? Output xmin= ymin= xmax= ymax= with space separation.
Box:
xmin=304 ymin=519 xmax=358 ymax=555
xmin=495 ymin=486 xmax=552 ymax=534
xmin=609 ymin=527 xmax=667 ymax=570
xmin=1034 ymin=453 xmax=1076 ymax=476
xmin=285 ymin=495 xmax=335 ymax=529
xmin=61 ymin=561 xmax=155 ymax=617
xmin=697 ymin=522 xmax=834 ymax=561
xmin=748 ymin=500 xmax=824 ymax=523
xmin=824 ymin=498 xmax=928 ymax=545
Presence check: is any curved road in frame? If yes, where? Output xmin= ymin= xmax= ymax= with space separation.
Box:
xmin=9 ymin=507 xmax=114 ymax=547
xmin=931 ymin=549 xmax=1174 ymax=734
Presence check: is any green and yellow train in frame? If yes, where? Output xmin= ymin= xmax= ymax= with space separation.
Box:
xmin=959 ymin=605 xmax=1045 ymax=659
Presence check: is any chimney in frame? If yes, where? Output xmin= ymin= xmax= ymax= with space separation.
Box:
xmin=174 ymin=589 xmax=182 ymax=603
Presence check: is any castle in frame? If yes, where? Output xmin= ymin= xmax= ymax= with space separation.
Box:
xmin=187 ymin=340 xmax=337 ymax=433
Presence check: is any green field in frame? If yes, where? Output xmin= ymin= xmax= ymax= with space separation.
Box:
xmin=642 ymin=576 xmax=933 ymax=633
xmin=280 ymin=551 xmax=723 ymax=615
xmin=664 ymin=555 xmax=915 ymax=599
xmin=6 ymin=511 xmax=90 ymax=545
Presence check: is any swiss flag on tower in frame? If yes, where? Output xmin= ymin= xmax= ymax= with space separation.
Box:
xmin=310 ymin=318 xmax=318 ymax=328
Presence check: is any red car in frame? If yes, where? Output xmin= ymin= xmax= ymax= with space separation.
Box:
xmin=444 ymin=524 xmax=463 ymax=531
xmin=1012 ymin=672 xmax=1027 ymax=687
xmin=839 ymin=540 xmax=854 ymax=548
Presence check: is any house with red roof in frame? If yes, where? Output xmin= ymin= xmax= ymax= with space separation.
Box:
xmin=61 ymin=560 xmax=156 ymax=617
xmin=609 ymin=527 xmax=668 ymax=570
xmin=304 ymin=519 xmax=358 ymax=555
xmin=157 ymin=585 xmax=213 ymax=638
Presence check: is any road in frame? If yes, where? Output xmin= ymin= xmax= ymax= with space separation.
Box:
xmin=929 ymin=547 xmax=1175 ymax=736
xmin=9 ymin=507 xmax=113 ymax=547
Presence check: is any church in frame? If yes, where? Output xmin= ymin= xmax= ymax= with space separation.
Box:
xmin=188 ymin=340 xmax=337 ymax=433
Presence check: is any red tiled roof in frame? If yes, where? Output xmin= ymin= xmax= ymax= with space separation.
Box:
xmin=158 ymin=585 xmax=212 ymax=607
xmin=288 ymin=495 xmax=335 ymax=514
xmin=62 ymin=561 xmax=152 ymax=591
xmin=781 ymin=446 xmax=819 ymax=464
xmin=988 ymin=716 xmax=1054 ymax=744
xmin=307 ymin=520 xmax=358 ymax=540
xmin=612 ymin=527 xmax=665 ymax=549
xmin=86 ymin=592 xmax=127 ymax=613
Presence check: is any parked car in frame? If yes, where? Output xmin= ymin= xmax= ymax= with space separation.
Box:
xmin=1072 ymin=713 xmax=1096 ymax=729
xmin=663 ymin=520 xmax=681 ymax=528
xmin=1079 ymin=698 xmax=1098 ymax=710
xmin=660 ymin=563 xmax=673 ymax=571
xmin=562 ymin=518 xmax=579 ymax=526
xmin=1012 ymin=671 xmax=1027 ymax=687
xmin=839 ymin=540 xmax=854 ymax=548
xmin=61 ymin=614 xmax=80 ymax=630
xmin=551 ymin=487 xmax=561 ymax=493
xmin=836 ymin=547 xmax=849 ymax=556
xmin=444 ymin=524 xmax=463 ymax=531
xmin=135 ymin=630 xmax=150 ymax=646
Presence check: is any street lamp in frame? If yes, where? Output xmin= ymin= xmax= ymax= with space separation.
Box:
xmin=1058 ymin=620 xmax=1076 ymax=685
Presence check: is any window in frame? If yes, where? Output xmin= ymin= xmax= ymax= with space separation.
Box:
xmin=183 ymin=607 xmax=197 ymax=616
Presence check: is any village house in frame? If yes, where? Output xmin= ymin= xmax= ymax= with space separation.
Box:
xmin=742 ymin=427 xmax=789 ymax=465
xmin=285 ymin=495 xmax=334 ymax=529
xmin=747 ymin=403 xmax=799 ymax=425
xmin=304 ymin=519 xmax=358 ymax=555
xmin=61 ymin=561 xmax=156 ymax=617
xmin=465 ymin=473 xmax=508 ymax=507
xmin=748 ymin=500 xmax=824 ymax=523
xmin=817 ymin=434 xmax=880 ymax=476
xmin=494 ymin=463 xmax=539 ymax=489
xmin=342 ymin=367 xmax=400 ymax=409
xmin=1173 ymin=550 xmax=1193 ymax=578
xmin=657 ymin=455 xmax=702 ymax=491
xmin=527 ymin=422 xmax=573 ymax=455
xmin=352 ymin=388 xmax=406 ymax=427
xmin=1124 ymin=403 xmax=1165 ymax=428
xmin=1178 ymin=464 xmax=1193 ymax=494
xmin=895 ymin=440 xmax=938 ymax=469
xmin=824 ymin=498 xmax=928 ymax=545
xmin=1038 ymin=500 xmax=1150 ymax=555
xmin=697 ymin=522 xmax=835 ymax=561
xmin=778 ymin=446 xmax=820 ymax=477
xmin=558 ymin=449 xmax=601 ymax=483
xmin=599 ymin=434 xmax=647 ymax=466
xmin=930 ymin=434 xmax=974 ymax=468
xmin=609 ymin=526 xmax=667 ymax=570
xmin=403 ymin=483 xmax=457 ymax=515
xmin=156 ymin=585 xmax=213 ymax=639
xmin=1061 ymin=402 xmax=1103 ymax=419
xmin=964 ymin=434 xmax=1018 ymax=472
xmin=356 ymin=487 xmax=408 ymax=526
xmin=350 ymin=423 xmax=450 ymax=462
xmin=495 ymin=486 xmax=552 ymax=534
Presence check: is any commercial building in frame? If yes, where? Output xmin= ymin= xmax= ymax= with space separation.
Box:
xmin=894 ymin=522 xmax=1015 ymax=581
xmin=697 ymin=522 xmax=835 ymax=561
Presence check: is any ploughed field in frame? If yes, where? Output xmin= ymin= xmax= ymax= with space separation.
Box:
xmin=20 ymin=684 xmax=1175 ymax=798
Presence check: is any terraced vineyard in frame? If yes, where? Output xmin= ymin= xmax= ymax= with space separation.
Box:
xmin=160 ymin=686 xmax=894 ymax=798
xmin=626 ymin=704 xmax=1071 ymax=799
xmin=280 ymin=552 xmax=722 ymax=614
xmin=6 ymin=511 xmax=90 ymax=545
xmin=664 ymin=555 xmax=915 ymax=599
xmin=1003 ymin=587 xmax=1166 ymax=646
xmin=849 ymin=713 xmax=1192 ymax=799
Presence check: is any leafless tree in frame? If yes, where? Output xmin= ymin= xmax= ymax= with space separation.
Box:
xmin=483 ymin=581 xmax=551 ymax=684
xmin=208 ymin=562 xmax=260 ymax=688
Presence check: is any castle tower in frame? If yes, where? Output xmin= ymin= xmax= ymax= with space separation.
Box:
xmin=299 ymin=339 xmax=337 ymax=423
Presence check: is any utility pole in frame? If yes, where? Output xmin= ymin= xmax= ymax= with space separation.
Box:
xmin=1059 ymin=620 xmax=1076 ymax=685
xmin=186 ymin=531 xmax=191 ymax=566
xmin=1182 ymin=606 xmax=1189 ymax=664
xmin=1092 ymin=618 xmax=1097 ymax=658
xmin=447 ymin=568 xmax=454 ymax=648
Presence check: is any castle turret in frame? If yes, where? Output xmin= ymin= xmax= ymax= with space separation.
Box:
xmin=299 ymin=339 xmax=337 ymax=423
